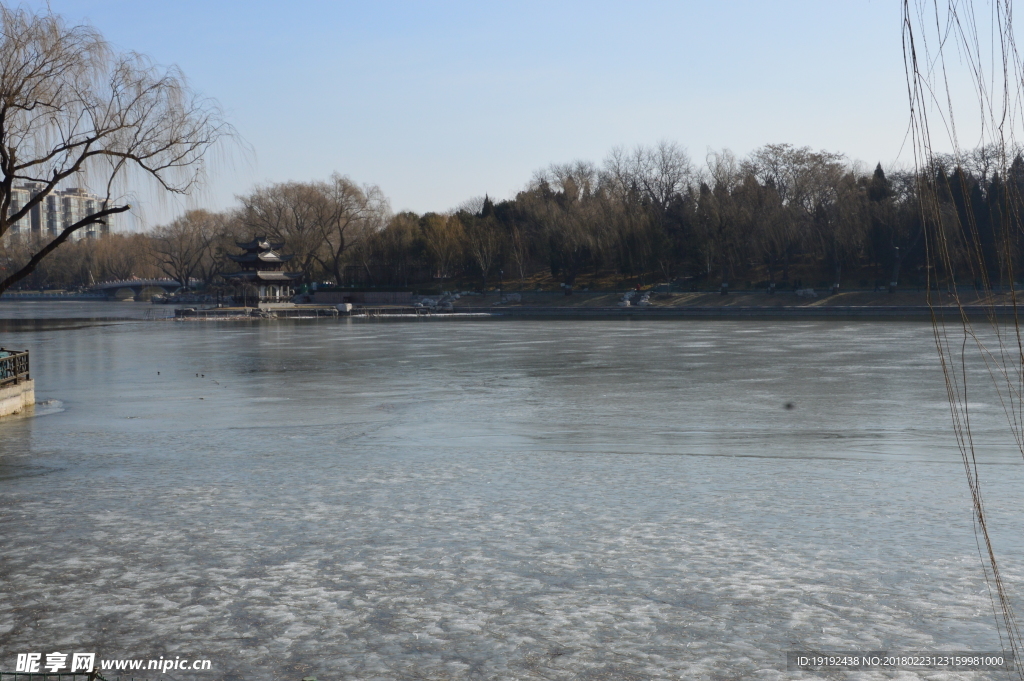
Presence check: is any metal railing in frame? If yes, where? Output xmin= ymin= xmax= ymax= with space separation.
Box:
xmin=0 ymin=349 xmax=29 ymax=387
xmin=2 ymin=291 xmax=106 ymax=299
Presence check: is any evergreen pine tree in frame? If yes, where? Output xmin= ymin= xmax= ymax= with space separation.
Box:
xmin=868 ymin=163 xmax=891 ymax=202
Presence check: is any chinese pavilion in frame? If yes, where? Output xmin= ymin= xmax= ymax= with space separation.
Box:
xmin=221 ymin=237 xmax=303 ymax=303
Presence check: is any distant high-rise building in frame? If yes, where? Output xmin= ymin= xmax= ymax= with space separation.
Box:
xmin=5 ymin=184 xmax=112 ymax=240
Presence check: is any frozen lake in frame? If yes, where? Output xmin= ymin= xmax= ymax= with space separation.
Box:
xmin=2 ymin=303 xmax=1023 ymax=680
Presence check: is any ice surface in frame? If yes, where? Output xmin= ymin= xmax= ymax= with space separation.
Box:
xmin=0 ymin=315 xmax=1022 ymax=680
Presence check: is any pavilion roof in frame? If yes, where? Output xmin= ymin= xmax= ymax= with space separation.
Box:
xmin=227 ymin=250 xmax=295 ymax=264
xmin=235 ymin=237 xmax=285 ymax=252
xmin=221 ymin=271 xmax=302 ymax=282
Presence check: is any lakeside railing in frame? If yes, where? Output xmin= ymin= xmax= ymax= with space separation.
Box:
xmin=0 ymin=349 xmax=30 ymax=388
xmin=2 ymin=291 xmax=106 ymax=299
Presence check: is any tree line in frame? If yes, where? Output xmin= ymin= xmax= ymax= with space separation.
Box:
xmin=3 ymin=142 xmax=1023 ymax=293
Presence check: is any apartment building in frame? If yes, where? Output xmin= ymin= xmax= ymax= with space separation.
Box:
xmin=6 ymin=184 xmax=113 ymax=240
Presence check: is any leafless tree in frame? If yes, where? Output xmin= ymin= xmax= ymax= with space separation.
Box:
xmin=421 ymin=213 xmax=465 ymax=280
xmin=507 ymin=224 xmax=531 ymax=284
xmin=151 ymin=210 xmax=215 ymax=289
xmin=2 ymin=231 xmax=156 ymax=288
xmin=195 ymin=210 xmax=243 ymax=286
xmin=94 ymin=233 xmax=156 ymax=281
xmin=807 ymin=166 xmax=868 ymax=292
xmin=312 ymin=174 xmax=389 ymax=284
xmin=0 ymin=5 xmax=230 ymax=295
xmin=238 ymin=182 xmax=323 ymax=280
xmin=527 ymin=161 xmax=604 ymax=287
xmin=743 ymin=144 xmax=849 ymax=281
xmin=357 ymin=212 xmax=422 ymax=286
xmin=696 ymin=149 xmax=744 ymax=289
xmin=738 ymin=173 xmax=789 ymax=290
xmin=604 ymin=141 xmax=693 ymax=213
xmin=464 ymin=215 xmax=504 ymax=288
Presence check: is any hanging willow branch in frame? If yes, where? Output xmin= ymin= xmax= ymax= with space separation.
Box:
xmin=904 ymin=1 xmax=1024 ymax=674
xmin=0 ymin=4 xmax=232 ymax=294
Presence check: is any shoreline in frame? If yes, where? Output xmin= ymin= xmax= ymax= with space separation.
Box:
xmin=453 ymin=304 xmax=1022 ymax=320
xmin=440 ymin=289 xmax=1024 ymax=321
xmin=167 ymin=303 xmax=1024 ymax=322
xmin=3 ymin=294 xmax=1024 ymax=323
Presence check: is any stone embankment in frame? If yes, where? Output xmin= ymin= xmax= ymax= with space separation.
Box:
xmin=0 ymin=381 xmax=34 ymax=417
xmin=0 ymin=349 xmax=33 ymax=417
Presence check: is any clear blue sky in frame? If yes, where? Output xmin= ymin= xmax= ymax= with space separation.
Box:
xmin=35 ymin=0 xmax=913 ymax=225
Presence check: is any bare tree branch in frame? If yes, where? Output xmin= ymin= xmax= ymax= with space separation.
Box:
xmin=0 ymin=5 xmax=231 ymax=295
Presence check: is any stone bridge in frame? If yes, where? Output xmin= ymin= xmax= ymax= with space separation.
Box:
xmin=91 ymin=279 xmax=192 ymax=300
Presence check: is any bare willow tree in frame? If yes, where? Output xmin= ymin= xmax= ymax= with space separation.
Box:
xmin=904 ymin=0 xmax=1024 ymax=672
xmin=312 ymin=174 xmax=389 ymax=284
xmin=421 ymin=213 xmax=465 ymax=280
xmin=0 ymin=5 xmax=230 ymax=295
